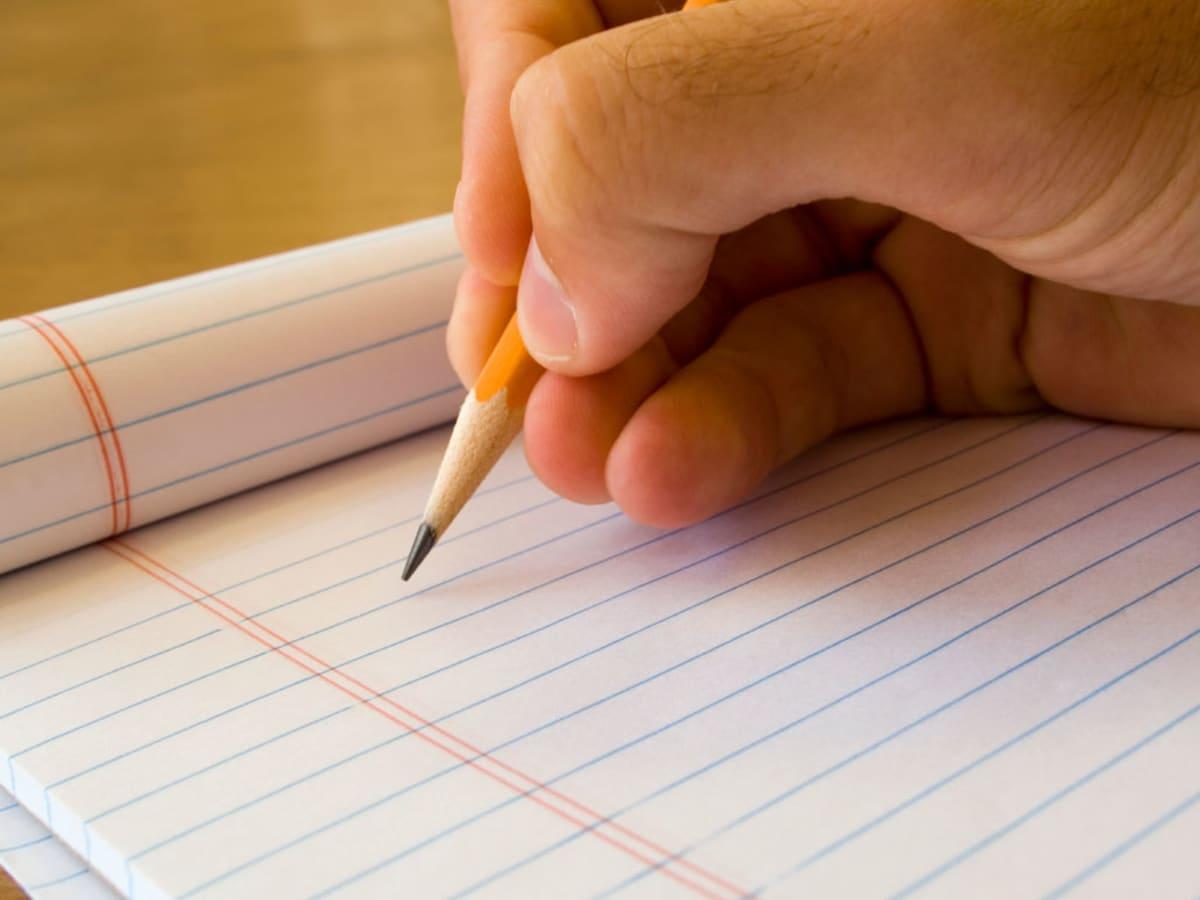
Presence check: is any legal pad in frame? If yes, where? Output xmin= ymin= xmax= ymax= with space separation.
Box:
xmin=1 ymin=216 xmax=1197 ymax=898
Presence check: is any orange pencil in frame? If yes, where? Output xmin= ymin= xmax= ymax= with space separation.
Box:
xmin=403 ymin=0 xmax=723 ymax=580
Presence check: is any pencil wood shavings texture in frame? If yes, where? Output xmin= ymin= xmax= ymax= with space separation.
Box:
xmin=405 ymin=389 xmax=524 ymax=580
xmin=403 ymin=310 xmax=542 ymax=580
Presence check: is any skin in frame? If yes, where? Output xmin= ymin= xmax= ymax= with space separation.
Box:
xmin=446 ymin=0 xmax=1200 ymax=528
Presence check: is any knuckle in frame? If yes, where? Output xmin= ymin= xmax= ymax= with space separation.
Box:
xmin=510 ymin=48 xmax=631 ymax=229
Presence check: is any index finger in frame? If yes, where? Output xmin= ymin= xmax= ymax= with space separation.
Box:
xmin=448 ymin=1 xmax=601 ymax=286
xmin=447 ymin=1 xmax=674 ymax=285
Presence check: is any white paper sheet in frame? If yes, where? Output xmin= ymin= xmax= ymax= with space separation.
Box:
xmin=1 ymin=217 xmax=1198 ymax=898
xmin=0 ymin=217 xmax=465 ymax=575
xmin=2 ymin=409 xmax=1199 ymax=897
xmin=1 ymin=782 xmax=117 ymax=898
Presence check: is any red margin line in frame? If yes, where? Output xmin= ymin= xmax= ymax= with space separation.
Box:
xmin=31 ymin=314 xmax=133 ymax=531
xmin=20 ymin=316 xmax=121 ymax=535
xmin=105 ymin=539 xmax=749 ymax=899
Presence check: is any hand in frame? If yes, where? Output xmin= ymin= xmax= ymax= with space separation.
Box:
xmin=447 ymin=0 xmax=1200 ymax=528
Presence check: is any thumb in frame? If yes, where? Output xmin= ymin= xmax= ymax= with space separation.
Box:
xmin=509 ymin=0 xmax=1190 ymax=374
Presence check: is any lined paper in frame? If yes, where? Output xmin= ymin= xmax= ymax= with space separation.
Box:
xmin=0 ymin=783 xmax=116 ymax=898
xmin=2 ymin=407 xmax=1198 ymax=897
xmin=2 ymin=212 xmax=1198 ymax=897
xmin=0 ymin=217 xmax=464 ymax=575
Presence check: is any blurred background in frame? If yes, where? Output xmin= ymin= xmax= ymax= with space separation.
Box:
xmin=0 ymin=1 xmax=461 ymax=895
xmin=0 ymin=0 xmax=462 ymax=320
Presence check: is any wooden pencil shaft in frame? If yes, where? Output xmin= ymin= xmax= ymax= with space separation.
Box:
xmin=422 ymin=388 xmax=524 ymax=536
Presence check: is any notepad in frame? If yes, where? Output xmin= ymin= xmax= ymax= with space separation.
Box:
xmin=1 ymin=782 xmax=115 ymax=898
xmin=1 ymin=217 xmax=1197 ymax=899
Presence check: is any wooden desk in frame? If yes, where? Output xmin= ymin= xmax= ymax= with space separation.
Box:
xmin=0 ymin=0 xmax=461 ymax=893
xmin=0 ymin=0 xmax=462 ymax=318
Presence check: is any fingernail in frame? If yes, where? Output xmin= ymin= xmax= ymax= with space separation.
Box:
xmin=518 ymin=238 xmax=577 ymax=364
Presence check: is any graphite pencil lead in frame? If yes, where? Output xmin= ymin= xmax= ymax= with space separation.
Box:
xmin=402 ymin=521 xmax=438 ymax=581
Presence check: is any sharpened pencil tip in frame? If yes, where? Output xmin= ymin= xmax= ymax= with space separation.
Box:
xmin=402 ymin=522 xmax=438 ymax=581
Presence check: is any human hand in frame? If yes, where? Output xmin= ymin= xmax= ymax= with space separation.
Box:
xmin=447 ymin=0 xmax=1200 ymax=527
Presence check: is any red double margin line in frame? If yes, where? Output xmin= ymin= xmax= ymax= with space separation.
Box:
xmin=103 ymin=539 xmax=750 ymax=898
xmin=20 ymin=315 xmax=133 ymax=533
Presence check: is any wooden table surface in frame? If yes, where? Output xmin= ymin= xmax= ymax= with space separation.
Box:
xmin=0 ymin=873 xmax=20 ymax=900
xmin=0 ymin=0 xmax=462 ymax=320
xmin=0 ymin=0 xmax=462 ymax=893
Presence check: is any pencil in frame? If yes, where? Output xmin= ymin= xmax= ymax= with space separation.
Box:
xmin=403 ymin=0 xmax=723 ymax=581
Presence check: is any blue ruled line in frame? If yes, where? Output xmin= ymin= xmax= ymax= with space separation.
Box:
xmin=0 ymin=321 xmax=447 ymax=473
xmin=338 ymin=525 xmax=1200 ymax=898
xmin=109 ymin=418 xmax=1033 ymax=845
xmin=895 ymin=703 xmax=1200 ymax=898
xmin=0 ymin=628 xmax=221 ymax=722
xmin=1045 ymin=788 xmax=1200 ymax=898
xmin=759 ymin=573 xmax=1200 ymax=893
xmin=67 ymin=421 xmax=951 ymax=829
xmin=41 ymin=508 xmax=619 ymax=796
xmin=177 ymin=422 xmax=1114 ymax=896
xmin=4 ymin=415 xmax=1056 ymax=900
xmin=0 ymin=473 xmax=536 ymax=685
xmin=52 ymin=415 xmax=945 ymax=790
xmin=26 ymin=493 xmax=587 ymax=771
xmin=2 ymin=419 xmax=942 ymax=689
xmin=0 ymin=383 xmax=463 ymax=548
xmin=600 ymin=556 xmax=1200 ymax=900
xmin=26 ymin=867 xmax=91 ymax=891
xmin=0 ymin=834 xmax=52 ymax=853
xmin=287 ymin=419 xmax=987 ymax=659
xmin=0 ymin=219 xmax=446 ymax=346
xmin=83 ymin=705 xmax=350 ymax=826
xmin=454 ymin=470 xmax=1199 ymax=897
xmin=0 ymin=251 xmax=462 ymax=393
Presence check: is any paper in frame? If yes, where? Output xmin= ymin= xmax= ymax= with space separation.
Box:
xmin=1 ymin=783 xmax=117 ymax=899
xmin=3 ymin=413 xmax=1200 ymax=898
xmin=0 ymin=217 xmax=465 ymax=575
xmin=2 ymin=218 xmax=1198 ymax=898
